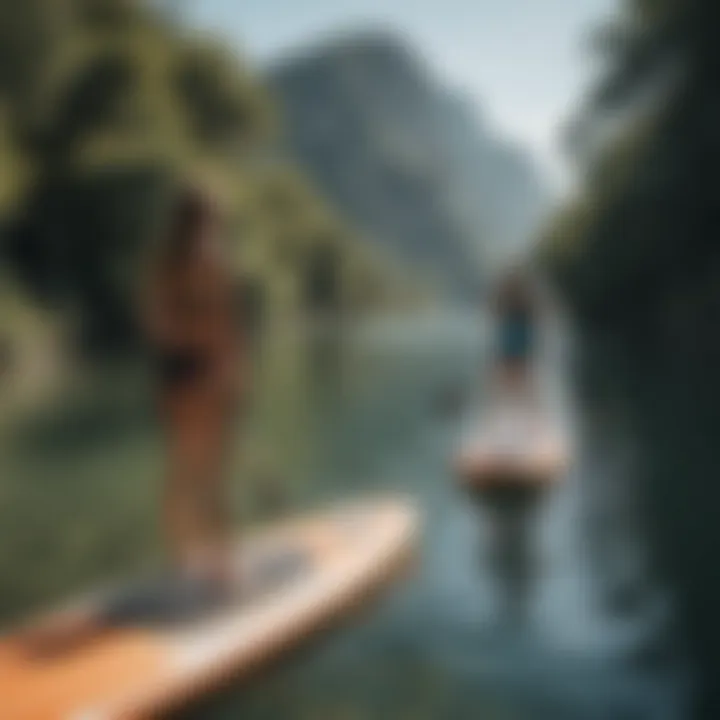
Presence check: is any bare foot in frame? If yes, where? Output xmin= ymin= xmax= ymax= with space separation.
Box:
xmin=14 ymin=608 xmax=101 ymax=659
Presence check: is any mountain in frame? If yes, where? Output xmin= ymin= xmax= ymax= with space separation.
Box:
xmin=267 ymin=30 xmax=548 ymax=294
xmin=434 ymin=93 xmax=549 ymax=271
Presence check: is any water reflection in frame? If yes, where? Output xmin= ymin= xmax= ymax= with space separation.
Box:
xmin=477 ymin=485 xmax=546 ymax=625
xmin=189 ymin=314 xmax=685 ymax=719
xmin=0 ymin=313 xmax=686 ymax=719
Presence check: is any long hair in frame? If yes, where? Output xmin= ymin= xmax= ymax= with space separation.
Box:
xmin=162 ymin=185 xmax=218 ymax=265
xmin=495 ymin=266 xmax=535 ymax=314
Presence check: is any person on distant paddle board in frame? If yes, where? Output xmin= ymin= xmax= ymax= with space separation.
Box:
xmin=145 ymin=183 xmax=244 ymax=595
xmin=492 ymin=266 xmax=538 ymax=403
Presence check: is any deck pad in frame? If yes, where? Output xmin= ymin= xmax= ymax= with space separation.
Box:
xmin=91 ymin=547 xmax=313 ymax=628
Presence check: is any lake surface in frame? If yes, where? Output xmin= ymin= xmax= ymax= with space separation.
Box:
xmin=0 ymin=313 xmax=684 ymax=719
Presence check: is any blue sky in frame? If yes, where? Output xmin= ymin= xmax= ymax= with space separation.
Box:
xmin=188 ymin=0 xmax=617 ymax=188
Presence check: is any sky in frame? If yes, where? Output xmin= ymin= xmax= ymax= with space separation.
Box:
xmin=188 ymin=0 xmax=618 ymax=190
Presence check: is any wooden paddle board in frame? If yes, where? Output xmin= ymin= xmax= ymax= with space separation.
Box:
xmin=454 ymin=407 xmax=568 ymax=493
xmin=0 ymin=497 xmax=419 ymax=719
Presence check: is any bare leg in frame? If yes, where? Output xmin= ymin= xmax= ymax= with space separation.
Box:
xmin=163 ymin=398 xmax=210 ymax=575
xmin=166 ymin=397 xmax=237 ymax=592
xmin=194 ymin=406 xmax=236 ymax=591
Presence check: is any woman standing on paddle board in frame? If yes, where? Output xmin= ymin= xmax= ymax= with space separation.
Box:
xmin=145 ymin=183 xmax=244 ymax=594
xmin=16 ymin=185 xmax=245 ymax=654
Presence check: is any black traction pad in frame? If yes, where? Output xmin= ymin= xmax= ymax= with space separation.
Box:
xmin=101 ymin=547 xmax=312 ymax=627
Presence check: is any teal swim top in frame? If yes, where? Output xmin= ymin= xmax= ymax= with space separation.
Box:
xmin=498 ymin=312 xmax=534 ymax=361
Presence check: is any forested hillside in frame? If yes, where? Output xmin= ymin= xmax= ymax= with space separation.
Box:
xmin=0 ymin=0 xmax=396 ymax=363
xmin=541 ymin=2 xmax=720 ymax=715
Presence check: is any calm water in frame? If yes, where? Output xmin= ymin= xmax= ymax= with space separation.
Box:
xmin=0 ymin=314 xmax=683 ymax=719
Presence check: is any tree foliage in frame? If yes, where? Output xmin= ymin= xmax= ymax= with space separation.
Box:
xmin=0 ymin=0 xmax=367 ymax=354
xmin=541 ymin=0 xmax=720 ymax=328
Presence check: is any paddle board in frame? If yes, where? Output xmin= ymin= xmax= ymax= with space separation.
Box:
xmin=0 ymin=497 xmax=418 ymax=719
xmin=454 ymin=406 xmax=568 ymax=494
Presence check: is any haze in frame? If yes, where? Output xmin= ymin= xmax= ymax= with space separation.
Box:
xmin=189 ymin=0 xmax=617 ymax=189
